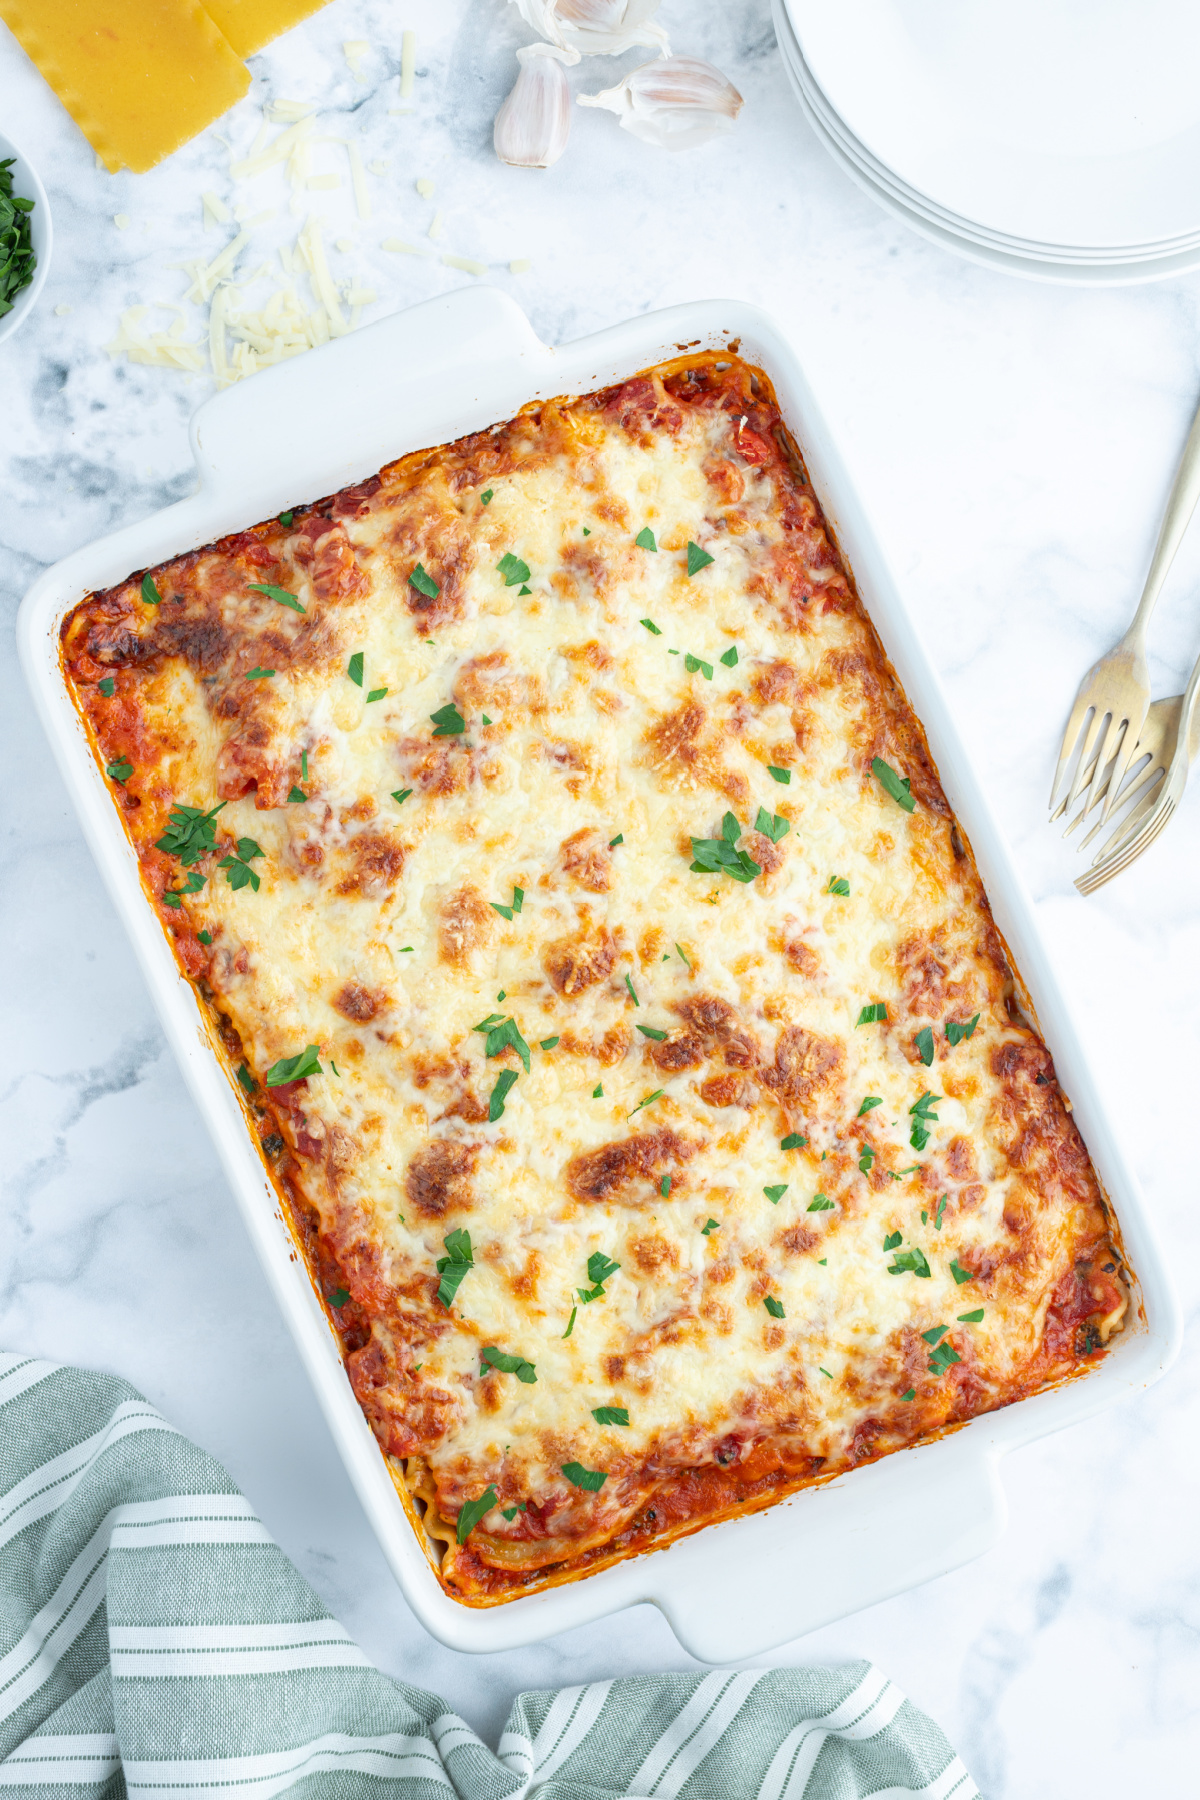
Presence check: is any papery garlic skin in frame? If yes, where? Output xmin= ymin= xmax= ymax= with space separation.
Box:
xmin=507 ymin=0 xmax=669 ymax=59
xmin=494 ymin=42 xmax=575 ymax=168
xmin=578 ymin=55 xmax=743 ymax=150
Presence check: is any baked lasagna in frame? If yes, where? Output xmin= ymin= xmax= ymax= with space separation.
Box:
xmin=62 ymin=353 xmax=1131 ymax=1604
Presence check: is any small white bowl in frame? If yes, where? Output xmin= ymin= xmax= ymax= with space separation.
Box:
xmin=0 ymin=129 xmax=52 ymax=348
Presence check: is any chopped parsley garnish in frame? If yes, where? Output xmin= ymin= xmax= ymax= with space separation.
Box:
xmin=219 ymin=836 xmax=265 ymax=893
xmin=674 ymin=942 xmax=690 ymax=967
xmin=245 ymin=666 xmax=275 ymax=680
xmin=540 ymin=1035 xmax=560 ymax=1050
xmin=287 ymin=786 xmax=307 ymax=803
xmin=518 ymin=584 xmax=532 ymax=595
xmin=637 ymin=1024 xmax=667 ymax=1041
xmin=690 ymin=811 xmax=761 ymax=884
xmin=512 ymin=887 xmax=524 ymax=913
xmin=301 ymin=751 xmax=308 ymax=780
xmin=563 ymin=1308 xmax=577 ymax=1338
xmin=249 ymin=582 xmax=306 ymax=613
xmin=480 ymin=489 xmax=494 ymax=505
xmin=430 ymin=702 xmax=465 ymax=736
xmin=98 ymin=677 xmax=115 ymax=697
xmin=409 ymin=564 xmax=439 ymax=598
xmin=807 ymin=1193 xmax=834 ymax=1211
xmin=764 ymin=1183 xmax=788 ymax=1204
xmin=685 ymin=653 xmax=714 ymax=679
xmin=872 ymin=756 xmax=915 ymax=812
xmin=162 ymin=871 xmax=205 ymax=907
xmin=702 ymin=1218 xmax=720 ymax=1235
xmin=635 ymin=527 xmax=657 ymax=551
xmin=915 ymin=1025 xmax=934 ymax=1067
xmin=366 ymin=686 xmax=388 ymax=703
xmin=198 ymin=929 xmax=212 ymax=945
xmin=856 ymin=1003 xmax=888 ymax=1026
xmin=945 ymin=1014 xmax=981 ymax=1046
xmin=327 ymin=1289 xmax=349 ymax=1309
xmin=456 ymin=1484 xmax=497 ymax=1544
xmin=593 ymin=1083 xmax=604 ymax=1098
xmin=347 ymin=652 xmax=364 ymax=687
xmin=391 ymin=789 xmax=413 ymax=809
xmin=266 ymin=1044 xmax=322 ymax=1086
xmin=900 ymin=1388 xmax=916 ymax=1402
xmin=882 ymin=1230 xmax=902 ymax=1251
xmin=399 ymin=946 xmax=414 ymax=953
xmin=106 ymin=758 xmax=133 ymax=783
xmin=156 ymin=801 xmax=226 ymax=865
xmin=686 ymin=541 xmax=714 ymax=575
xmin=500 ymin=1505 xmax=524 ymax=1521
xmin=921 ymin=1324 xmax=949 ymax=1347
xmin=857 ymin=1096 xmax=882 ymax=1117
xmin=582 ymin=528 xmax=591 ymax=536
xmin=236 ymin=1063 xmax=255 ymax=1094
xmin=949 ymin=1257 xmax=973 ymax=1285
xmin=436 ymin=1227 xmax=473 ymax=1307
xmin=958 ymin=1308 xmax=984 ymax=1323
xmin=858 ymin=1145 xmax=875 ymax=1173
xmin=639 ymin=618 xmax=662 ymax=637
xmin=927 ymin=1341 xmax=962 ymax=1377
xmin=818 ymin=1258 xmax=827 ymax=1265
xmin=624 ymin=973 xmax=639 ymax=1006
xmin=592 ymin=1405 xmax=630 ymax=1426
xmin=578 ymin=1251 xmax=619 ymax=1302
xmin=766 ymin=765 xmax=791 ymax=785
xmin=562 ymin=1462 xmax=607 ymax=1492
xmin=720 ymin=645 xmax=739 ymax=667
xmin=754 ymin=806 xmax=790 ymax=844
xmin=827 ymin=875 xmax=850 ymax=895
xmin=608 ymin=833 xmax=624 ymax=847
xmin=481 ymin=714 xmax=492 ymax=726
xmin=628 ymin=1088 xmax=664 ymax=1117
xmin=887 ymin=1246 xmax=932 ymax=1278
xmin=480 ymin=1346 xmax=537 ymax=1384
xmin=497 ymin=552 xmax=531 ymax=586
xmin=278 ymin=511 xmax=294 ymax=526
xmin=764 ymin=1295 xmax=785 ymax=1318
xmin=141 ymin=574 xmax=162 ymax=606
xmin=476 ymin=1015 xmax=530 ymax=1073
xmin=909 ymin=1091 xmax=940 ymax=1151
xmin=933 ymin=1194 xmax=947 ymax=1230
xmin=781 ymin=1132 xmax=807 ymax=1150
xmin=819 ymin=1368 xmax=833 ymax=1379
xmin=488 ymin=1069 xmax=519 ymax=1120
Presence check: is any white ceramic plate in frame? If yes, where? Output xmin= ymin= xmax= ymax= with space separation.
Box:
xmin=788 ymin=0 xmax=1200 ymax=250
xmin=781 ymin=12 xmax=1200 ymax=266
xmin=17 ymin=289 xmax=1182 ymax=1657
xmin=0 ymin=130 xmax=52 ymax=348
xmin=775 ymin=0 xmax=1200 ymax=285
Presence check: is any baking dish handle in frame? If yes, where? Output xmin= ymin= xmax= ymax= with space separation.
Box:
xmin=188 ymin=285 xmax=552 ymax=502
xmin=654 ymin=1441 xmax=1007 ymax=1664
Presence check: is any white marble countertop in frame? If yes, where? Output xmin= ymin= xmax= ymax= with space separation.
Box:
xmin=2 ymin=2 xmax=1198 ymax=1791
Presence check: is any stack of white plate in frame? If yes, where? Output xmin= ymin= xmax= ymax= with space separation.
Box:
xmin=775 ymin=0 xmax=1200 ymax=284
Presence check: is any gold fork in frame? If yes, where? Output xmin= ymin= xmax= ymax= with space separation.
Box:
xmin=1076 ymin=648 xmax=1200 ymax=893
xmin=1050 ymin=392 xmax=1200 ymax=828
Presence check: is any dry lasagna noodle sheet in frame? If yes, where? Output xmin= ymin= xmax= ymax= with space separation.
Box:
xmin=0 ymin=0 xmax=328 ymax=173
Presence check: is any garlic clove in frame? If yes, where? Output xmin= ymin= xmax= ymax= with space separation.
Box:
xmin=507 ymin=0 xmax=669 ymax=58
xmin=494 ymin=43 xmax=575 ymax=168
xmin=578 ymin=55 xmax=743 ymax=150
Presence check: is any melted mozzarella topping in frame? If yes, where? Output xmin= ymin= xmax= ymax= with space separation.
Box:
xmin=66 ymin=361 xmax=1124 ymax=1586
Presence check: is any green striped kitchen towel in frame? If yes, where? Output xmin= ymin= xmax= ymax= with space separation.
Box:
xmin=0 ymin=1353 xmax=980 ymax=1799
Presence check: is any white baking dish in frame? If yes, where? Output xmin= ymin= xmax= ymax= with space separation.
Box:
xmin=17 ymin=288 xmax=1182 ymax=1660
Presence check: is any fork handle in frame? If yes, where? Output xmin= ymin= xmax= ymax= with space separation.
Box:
xmin=1130 ymin=389 xmax=1200 ymax=635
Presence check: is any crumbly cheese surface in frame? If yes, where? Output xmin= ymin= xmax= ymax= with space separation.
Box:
xmin=64 ymin=358 xmax=1127 ymax=1600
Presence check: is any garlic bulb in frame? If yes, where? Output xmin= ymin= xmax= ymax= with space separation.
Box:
xmin=506 ymin=0 xmax=669 ymax=60
xmin=578 ymin=56 xmax=744 ymax=150
xmin=494 ymin=42 xmax=574 ymax=168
